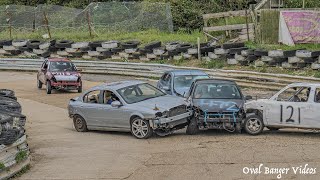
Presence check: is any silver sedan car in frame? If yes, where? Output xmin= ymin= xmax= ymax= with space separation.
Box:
xmin=68 ymin=81 xmax=192 ymax=139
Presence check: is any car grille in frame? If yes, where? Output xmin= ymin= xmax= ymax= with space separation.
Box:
xmin=168 ymin=105 xmax=187 ymax=117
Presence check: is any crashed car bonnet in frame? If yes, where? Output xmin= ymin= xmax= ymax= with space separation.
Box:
xmin=185 ymin=79 xmax=251 ymax=134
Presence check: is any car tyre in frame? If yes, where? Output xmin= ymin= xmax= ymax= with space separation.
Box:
xmin=37 ymin=79 xmax=43 ymax=89
xmin=130 ymin=117 xmax=153 ymax=139
xmin=73 ymin=115 xmax=88 ymax=132
xmin=78 ymin=83 xmax=82 ymax=93
xmin=46 ymin=81 xmax=52 ymax=94
xmin=244 ymin=114 xmax=264 ymax=135
xmin=186 ymin=116 xmax=199 ymax=135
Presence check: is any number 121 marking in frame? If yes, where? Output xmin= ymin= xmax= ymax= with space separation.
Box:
xmin=280 ymin=105 xmax=301 ymax=124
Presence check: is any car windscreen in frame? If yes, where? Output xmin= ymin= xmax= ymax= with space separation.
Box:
xmin=174 ymin=75 xmax=209 ymax=90
xmin=49 ymin=61 xmax=77 ymax=72
xmin=193 ymin=83 xmax=242 ymax=99
xmin=117 ymin=83 xmax=166 ymax=104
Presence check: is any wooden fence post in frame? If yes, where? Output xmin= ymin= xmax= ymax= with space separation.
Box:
xmin=86 ymin=10 xmax=93 ymax=38
xmin=5 ymin=6 xmax=12 ymax=39
xmin=43 ymin=11 xmax=51 ymax=39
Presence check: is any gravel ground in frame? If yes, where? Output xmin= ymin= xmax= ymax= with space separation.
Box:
xmin=0 ymin=71 xmax=319 ymax=180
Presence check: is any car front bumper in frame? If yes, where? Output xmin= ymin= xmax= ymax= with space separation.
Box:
xmin=51 ymin=81 xmax=81 ymax=88
xmin=150 ymin=111 xmax=192 ymax=129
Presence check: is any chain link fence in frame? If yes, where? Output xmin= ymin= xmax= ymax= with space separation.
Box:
xmin=0 ymin=2 xmax=173 ymax=37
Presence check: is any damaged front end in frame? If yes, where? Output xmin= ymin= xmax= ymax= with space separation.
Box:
xmin=147 ymin=105 xmax=193 ymax=136
xmin=192 ymin=101 xmax=245 ymax=132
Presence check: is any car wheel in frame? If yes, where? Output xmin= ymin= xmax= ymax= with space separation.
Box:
xmin=130 ymin=117 xmax=153 ymax=139
xmin=244 ymin=114 xmax=264 ymax=135
xmin=46 ymin=81 xmax=52 ymax=94
xmin=78 ymin=85 xmax=82 ymax=93
xmin=73 ymin=115 xmax=88 ymax=132
xmin=37 ymin=79 xmax=43 ymax=89
xmin=186 ymin=116 xmax=199 ymax=135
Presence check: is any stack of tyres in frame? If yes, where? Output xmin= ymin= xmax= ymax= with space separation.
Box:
xmin=0 ymin=89 xmax=26 ymax=145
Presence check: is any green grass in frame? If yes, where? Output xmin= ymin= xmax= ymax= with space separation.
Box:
xmin=0 ymin=163 xmax=5 ymax=171
xmin=0 ymin=28 xmax=206 ymax=45
xmin=15 ymin=151 xmax=28 ymax=163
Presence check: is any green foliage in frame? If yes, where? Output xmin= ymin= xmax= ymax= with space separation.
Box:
xmin=0 ymin=163 xmax=5 ymax=171
xmin=15 ymin=151 xmax=27 ymax=163
xmin=284 ymin=0 xmax=320 ymax=8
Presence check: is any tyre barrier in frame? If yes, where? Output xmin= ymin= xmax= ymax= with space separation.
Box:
xmin=1 ymin=39 xmax=320 ymax=70
xmin=0 ymin=90 xmax=30 ymax=179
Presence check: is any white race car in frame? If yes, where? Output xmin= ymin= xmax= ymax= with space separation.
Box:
xmin=244 ymin=83 xmax=320 ymax=135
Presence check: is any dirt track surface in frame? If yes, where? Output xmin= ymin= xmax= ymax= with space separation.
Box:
xmin=1 ymin=71 xmax=320 ymax=180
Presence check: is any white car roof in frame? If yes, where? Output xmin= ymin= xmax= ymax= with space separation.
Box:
xmin=288 ymin=82 xmax=320 ymax=88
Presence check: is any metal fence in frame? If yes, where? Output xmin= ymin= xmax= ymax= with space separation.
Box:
xmin=0 ymin=2 xmax=173 ymax=35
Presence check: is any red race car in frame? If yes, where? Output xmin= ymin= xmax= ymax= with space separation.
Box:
xmin=37 ymin=58 xmax=82 ymax=94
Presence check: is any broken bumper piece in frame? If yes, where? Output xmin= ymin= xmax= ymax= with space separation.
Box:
xmin=151 ymin=111 xmax=192 ymax=129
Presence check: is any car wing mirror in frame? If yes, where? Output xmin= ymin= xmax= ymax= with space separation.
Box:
xmin=111 ymin=101 xmax=122 ymax=107
xmin=245 ymin=95 xmax=253 ymax=100
xmin=162 ymin=86 xmax=170 ymax=91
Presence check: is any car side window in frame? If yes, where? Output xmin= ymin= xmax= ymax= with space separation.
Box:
xmin=315 ymin=88 xmax=320 ymax=103
xmin=83 ymin=90 xmax=101 ymax=104
xmin=277 ymin=86 xmax=310 ymax=102
xmin=103 ymin=90 xmax=120 ymax=105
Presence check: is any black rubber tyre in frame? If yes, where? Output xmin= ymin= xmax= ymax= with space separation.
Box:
xmin=229 ymin=47 xmax=249 ymax=55
xmin=0 ymin=89 xmax=15 ymax=97
xmin=89 ymin=41 xmax=103 ymax=48
xmin=176 ymin=43 xmax=192 ymax=53
xmin=46 ymin=81 xmax=52 ymax=94
xmin=267 ymin=127 xmax=280 ymax=131
xmin=244 ymin=114 xmax=264 ymax=135
xmin=254 ymin=49 xmax=268 ymax=56
xmin=78 ymin=82 xmax=82 ymax=93
xmin=222 ymin=42 xmax=245 ymax=49
xmin=37 ymin=79 xmax=42 ymax=89
xmin=55 ymin=40 xmax=74 ymax=48
xmin=246 ymin=55 xmax=259 ymax=62
xmin=0 ymin=129 xmax=19 ymax=145
xmin=121 ymin=41 xmax=140 ymax=49
xmin=144 ymin=41 xmax=161 ymax=50
xmin=200 ymin=46 xmax=215 ymax=54
xmin=168 ymin=50 xmax=179 ymax=57
xmin=0 ymin=40 xmax=12 ymax=47
xmin=8 ymin=50 xmax=22 ymax=55
xmin=18 ymin=45 xmax=31 ymax=52
xmin=130 ymin=117 xmax=153 ymax=139
xmin=39 ymin=51 xmax=51 ymax=58
xmin=73 ymin=115 xmax=88 ymax=132
xmin=186 ymin=116 xmax=199 ymax=135
xmin=111 ymin=47 xmax=123 ymax=53
xmin=139 ymin=48 xmax=153 ymax=55
xmin=27 ymin=40 xmax=43 ymax=49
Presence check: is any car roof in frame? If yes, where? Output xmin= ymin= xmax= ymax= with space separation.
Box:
xmin=165 ymin=69 xmax=208 ymax=76
xmin=89 ymin=80 xmax=146 ymax=91
xmin=194 ymin=78 xmax=237 ymax=84
xmin=47 ymin=58 xmax=71 ymax=62
xmin=288 ymin=82 xmax=320 ymax=88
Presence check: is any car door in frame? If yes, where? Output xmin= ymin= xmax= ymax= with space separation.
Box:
xmin=265 ymin=86 xmax=313 ymax=128
xmin=97 ymin=90 xmax=131 ymax=129
xmin=78 ymin=90 xmax=104 ymax=127
xmin=38 ymin=60 xmax=48 ymax=83
xmin=306 ymin=87 xmax=320 ymax=128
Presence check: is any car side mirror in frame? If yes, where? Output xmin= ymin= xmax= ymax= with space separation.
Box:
xmin=245 ymin=95 xmax=253 ymax=100
xmin=111 ymin=101 xmax=122 ymax=107
xmin=162 ymin=86 xmax=170 ymax=91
